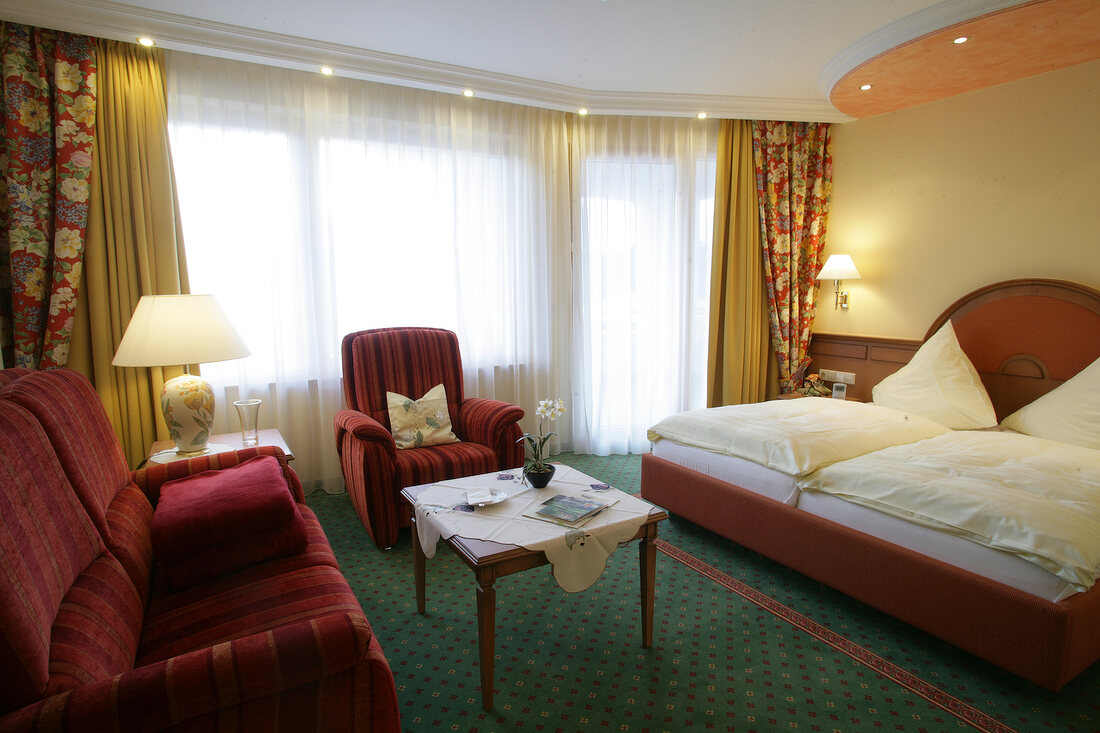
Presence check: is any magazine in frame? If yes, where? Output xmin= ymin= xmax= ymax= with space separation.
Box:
xmin=523 ymin=493 xmax=617 ymax=528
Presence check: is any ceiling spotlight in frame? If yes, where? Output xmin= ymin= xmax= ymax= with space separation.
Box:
xmin=697 ymin=112 xmax=708 ymax=119
xmin=320 ymin=66 xmax=335 ymax=76
xmin=953 ymin=36 xmax=969 ymax=44
xmin=859 ymin=83 xmax=872 ymax=91
xmin=578 ymin=108 xmax=589 ymax=116
xmin=137 ymin=37 xmax=155 ymax=47
xmin=463 ymin=89 xmax=475 ymax=97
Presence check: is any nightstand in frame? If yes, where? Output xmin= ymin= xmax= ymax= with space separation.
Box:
xmin=147 ymin=428 xmax=293 ymax=464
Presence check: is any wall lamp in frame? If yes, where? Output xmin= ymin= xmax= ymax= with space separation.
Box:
xmin=816 ymin=254 xmax=861 ymax=310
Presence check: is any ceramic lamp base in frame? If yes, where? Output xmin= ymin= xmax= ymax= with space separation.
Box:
xmin=161 ymin=373 xmax=216 ymax=455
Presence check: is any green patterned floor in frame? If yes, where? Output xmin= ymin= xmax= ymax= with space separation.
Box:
xmin=307 ymin=454 xmax=1100 ymax=732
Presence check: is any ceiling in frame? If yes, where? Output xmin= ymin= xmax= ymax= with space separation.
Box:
xmin=0 ymin=0 xmax=1096 ymax=122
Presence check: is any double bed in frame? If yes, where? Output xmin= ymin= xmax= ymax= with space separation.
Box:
xmin=641 ymin=279 xmax=1100 ymax=691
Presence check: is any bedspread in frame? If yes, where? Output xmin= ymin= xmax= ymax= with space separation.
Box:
xmin=647 ymin=398 xmax=949 ymax=475
xmin=799 ymin=431 xmax=1100 ymax=590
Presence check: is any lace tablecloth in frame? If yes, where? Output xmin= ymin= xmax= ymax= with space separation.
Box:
xmin=413 ymin=464 xmax=655 ymax=592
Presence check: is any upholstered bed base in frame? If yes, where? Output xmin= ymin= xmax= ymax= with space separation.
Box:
xmin=642 ymin=452 xmax=1100 ymax=691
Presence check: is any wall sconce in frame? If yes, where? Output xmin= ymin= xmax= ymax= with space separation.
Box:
xmin=816 ymin=254 xmax=861 ymax=310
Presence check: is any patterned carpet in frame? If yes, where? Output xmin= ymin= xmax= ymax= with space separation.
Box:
xmin=307 ymin=454 xmax=1100 ymax=732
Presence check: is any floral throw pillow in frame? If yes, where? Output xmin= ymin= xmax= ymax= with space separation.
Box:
xmin=386 ymin=383 xmax=461 ymax=449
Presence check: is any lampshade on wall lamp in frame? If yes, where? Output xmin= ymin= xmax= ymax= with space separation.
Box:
xmin=113 ymin=295 xmax=250 ymax=460
xmin=816 ymin=254 xmax=862 ymax=310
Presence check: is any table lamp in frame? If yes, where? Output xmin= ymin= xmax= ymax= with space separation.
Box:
xmin=816 ymin=254 xmax=861 ymax=310
xmin=113 ymin=294 xmax=250 ymax=459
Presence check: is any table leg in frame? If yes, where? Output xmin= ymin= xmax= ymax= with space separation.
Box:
xmin=476 ymin=574 xmax=497 ymax=710
xmin=639 ymin=533 xmax=657 ymax=647
xmin=411 ymin=514 xmax=426 ymax=615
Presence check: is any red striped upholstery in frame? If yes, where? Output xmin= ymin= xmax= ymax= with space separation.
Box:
xmin=0 ymin=369 xmax=400 ymax=731
xmin=47 ymin=554 xmax=142 ymax=694
xmin=138 ymin=564 xmax=364 ymax=664
xmin=0 ymin=370 xmax=131 ymax=539
xmin=336 ymin=327 xmax=525 ymax=548
xmin=0 ymin=402 xmax=111 ymax=712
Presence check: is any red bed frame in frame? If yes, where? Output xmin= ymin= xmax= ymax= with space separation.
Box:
xmin=641 ymin=279 xmax=1100 ymax=691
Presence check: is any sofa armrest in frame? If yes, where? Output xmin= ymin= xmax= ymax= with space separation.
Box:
xmin=458 ymin=398 xmax=525 ymax=469
xmin=0 ymin=612 xmax=389 ymax=732
xmin=131 ymin=445 xmax=303 ymax=505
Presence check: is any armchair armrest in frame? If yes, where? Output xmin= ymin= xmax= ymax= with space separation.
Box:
xmin=334 ymin=409 xmax=400 ymax=547
xmin=131 ymin=445 xmax=303 ymax=505
xmin=0 ymin=612 xmax=388 ymax=732
xmin=334 ymin=409 xmax=396 ymax=455
xmin=458 ymin=398 xmax=525 ymax=469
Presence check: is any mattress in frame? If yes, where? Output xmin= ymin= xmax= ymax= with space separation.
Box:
xmin=650 ymin=440 xmax=1078 ymax=602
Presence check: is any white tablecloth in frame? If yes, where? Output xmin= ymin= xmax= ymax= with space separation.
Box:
xmin=413 ymin=465 xmax=655 ymax=592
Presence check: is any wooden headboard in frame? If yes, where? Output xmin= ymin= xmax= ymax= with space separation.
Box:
xmin=809 ymin=279 xmax=1100 ymax=420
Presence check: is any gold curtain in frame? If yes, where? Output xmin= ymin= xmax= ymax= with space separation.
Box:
xmin=707 ymin=119 xmax=776 ymax=406
xmin=68 ymin=40 xmax=189 ymax=467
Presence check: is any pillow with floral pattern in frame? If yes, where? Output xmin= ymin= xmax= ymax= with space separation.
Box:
xmin=386 ymin=383 xmax=461 ymax=449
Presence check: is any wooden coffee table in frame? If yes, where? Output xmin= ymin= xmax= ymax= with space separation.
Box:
xmin=401 ymin=480 xmax=668 ymax=711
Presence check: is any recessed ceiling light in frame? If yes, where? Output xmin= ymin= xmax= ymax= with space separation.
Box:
xmin=137 ymin=37 xmax=155 ymax=47
xmin=463 ymin=89 xmax=475 ymax=97
xmin=697 ymin=112 xmax=708 ymax=119
xmin=578 ymin=108 xmax=589 ymax=116
xmin=953 ymin=36 xmax=969 ymax=44
xmin=859 ymin=83 xmax=872 ymax=91
xmin=319 ymin=66 xmax=335 ymax=76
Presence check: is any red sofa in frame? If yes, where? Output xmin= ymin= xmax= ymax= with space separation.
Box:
xmin=0 ymin=368 xmax=401 ymax=732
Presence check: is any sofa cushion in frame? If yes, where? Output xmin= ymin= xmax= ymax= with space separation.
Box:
xmin=0 ymin=370 xmax=133 ymax=540
xmin=137 ymin=564 xmax=364 ymax=665
xmin=105 ymin=484 xmax=156 ymax=604
xmin=162 ymin=512 xmax=309 ymax=590
xmin=153 ymin=456 xmax=308 ymax=589
xmin=47 ymin=553 xmax=143 ymax=695
xmin=0 ymin=402 xmax=106 ymax=714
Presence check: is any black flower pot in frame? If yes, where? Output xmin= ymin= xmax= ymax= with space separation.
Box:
xmin=524 ymin=464 xmax=555 ymax=489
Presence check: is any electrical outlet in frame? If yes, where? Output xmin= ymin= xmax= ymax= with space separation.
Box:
xmin=819 ymin=369 xmax=856 ymax=384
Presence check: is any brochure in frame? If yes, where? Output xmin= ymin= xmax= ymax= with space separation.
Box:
xmin=524 ymin=493 xmax=618 ymax=528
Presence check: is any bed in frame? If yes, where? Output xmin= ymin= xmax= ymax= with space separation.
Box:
xmin=641 ymin=279 xmax=1100 ymax=691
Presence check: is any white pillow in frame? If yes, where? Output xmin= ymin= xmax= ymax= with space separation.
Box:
xmin=1000 ymin=356 xmax=1100 ymax=450
xmin=872 ymin=321 xmax=997 ymax=429
xmin=386 ymin=383 xmax=461 ymax=449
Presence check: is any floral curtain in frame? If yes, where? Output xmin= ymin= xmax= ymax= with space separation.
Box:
xmin=0 ymin=23 xmax=96 ymax=369
xmin=751 ymin=120 xmax=832 ymax=393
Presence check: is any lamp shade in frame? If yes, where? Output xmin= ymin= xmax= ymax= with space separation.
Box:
xmin=816 ymin=254 xmax=861 ymax=281
xmin=112 ymin=294 xmax=250 ymax=367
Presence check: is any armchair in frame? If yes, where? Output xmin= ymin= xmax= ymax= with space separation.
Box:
xmin=335 ymin=327 xmax=525 ymax=548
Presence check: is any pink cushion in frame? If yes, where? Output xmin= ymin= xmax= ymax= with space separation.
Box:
xmin=152 ymin=456 xmax=307 ymax=589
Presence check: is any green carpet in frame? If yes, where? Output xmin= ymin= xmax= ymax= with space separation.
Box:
xmin=307 ymin=454 xmax=1100 ymax=732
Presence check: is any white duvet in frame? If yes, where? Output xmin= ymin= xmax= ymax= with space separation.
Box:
xmin=647 ymin=398 xmax=950 ymax=476
xmin=798 ymin=431 xmax=1100 ymax=591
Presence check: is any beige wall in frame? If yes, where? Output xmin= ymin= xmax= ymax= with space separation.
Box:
xmin=816 ymin=59 xmax=1100 ymax=339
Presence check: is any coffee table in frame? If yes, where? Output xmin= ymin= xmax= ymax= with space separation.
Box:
xmin=402 ymin=476 xmax=668 ymax=711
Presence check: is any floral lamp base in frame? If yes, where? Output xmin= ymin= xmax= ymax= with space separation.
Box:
xmin=161 ymin=373 xmax=216 ymax=456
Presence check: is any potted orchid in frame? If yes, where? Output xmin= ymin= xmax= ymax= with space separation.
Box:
xmin=518 ymin=397 xmax=566 ymax=488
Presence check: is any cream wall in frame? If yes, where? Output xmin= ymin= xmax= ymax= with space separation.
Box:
xmin=816 ymin=59 xmax=1100 ymax=339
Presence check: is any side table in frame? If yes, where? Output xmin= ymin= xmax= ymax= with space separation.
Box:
xmin=147 ymin=428 xmax=293 ymax=464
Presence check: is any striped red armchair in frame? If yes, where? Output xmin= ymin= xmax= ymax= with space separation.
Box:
xmin=335 ymin=328 xmax=525 ymax=549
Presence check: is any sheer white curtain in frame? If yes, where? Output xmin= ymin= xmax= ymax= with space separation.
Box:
xmin=164 ymin=51 xmax=716 ymax=489
xmin=164 ymin=51 xmax=571 ymax=491
xmin=570 ymin=116 xmax=718 ymax=454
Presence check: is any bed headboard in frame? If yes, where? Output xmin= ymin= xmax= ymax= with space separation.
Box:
xmin=809 ymin=279 xmax=1100 ymax=420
